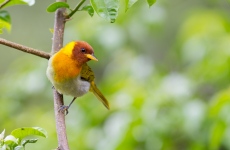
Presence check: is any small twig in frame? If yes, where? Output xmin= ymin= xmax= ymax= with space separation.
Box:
xmin=0 ymin=38 xmax=50 ymax=59
xmin=66 ymin=0 xmax=86 ymax=19
xmin=0 ymin=0 xmax=10 ymax=9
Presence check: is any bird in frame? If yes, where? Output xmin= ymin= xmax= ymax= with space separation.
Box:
xmin=46 ymin=41 xmax=109 ymax=114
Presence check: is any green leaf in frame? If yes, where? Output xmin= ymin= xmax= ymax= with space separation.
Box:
xmin=11 ymin=127 xmax=47 ymax=141
xmin=46 ymin=2 xmax=69 ymax=12
xmin=81 ymin=5 xmax=94 ymax=17
xmin=0 ymin=0 xmax=34 ymax=9
xmin=125 ymin=0 xmax=138 ymax=11
xmin=0 ymin=10 xmax=10 ymax=23
xmin=105 ymin=0 xmax=119 ymax=23
xmin=0 ymin=21 xmax=11 ymax=33
xmin=22 ymin=139 xmax=37 ymax=147
xmin=147 ymin=0 xmax=156 ymax=7
xmin=91 ymin=0 xmax=109 ymax=21
xmin=90 ymin=0 xmax=119 ymax=23
xmin=0 ymin=10 xmax=11 ymax=33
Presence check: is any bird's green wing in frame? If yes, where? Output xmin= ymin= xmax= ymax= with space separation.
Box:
xmin=80 ymin=63 xmax=95 ymax=82
xmin=81 ymin=63 xmax=110 ymax=109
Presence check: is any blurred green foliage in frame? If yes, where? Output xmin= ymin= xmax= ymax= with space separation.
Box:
xmin=0 ymin=127 xmax=47 ymax=150
xmin=0 ymin=0 xmax=35 ymax=33
xmin=0 ymin=0 xmax=230 ymax=150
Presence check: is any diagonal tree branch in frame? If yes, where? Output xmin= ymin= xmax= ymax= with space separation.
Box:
xmin=0 ymin=38 xmax=50 ymax=59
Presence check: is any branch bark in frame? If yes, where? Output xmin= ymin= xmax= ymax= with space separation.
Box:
xmin=0 ymin=38 xmax=50 ymax=59
xmin=51 ymin=2 xmax=69 ymax=150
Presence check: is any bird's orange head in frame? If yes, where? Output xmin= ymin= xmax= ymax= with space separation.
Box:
xmin=61 ymin=41 xmax=98 ymax=65
xmin=72 ymin=41 xmax=98 ymax=63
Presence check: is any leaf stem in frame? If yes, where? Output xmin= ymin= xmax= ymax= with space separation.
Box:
xmin=66 ymin=0 xmax=86 ymax=19
xmin=0 ymin=0 xmax=10 ymax=9
xmin=0 ymin=38 xmax=50 ymax=59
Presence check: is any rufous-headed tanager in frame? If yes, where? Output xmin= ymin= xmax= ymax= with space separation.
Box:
xmin=46 ymin=41 xmax=109 ymax=114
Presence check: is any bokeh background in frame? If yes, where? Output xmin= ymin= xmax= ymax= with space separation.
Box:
xmin=1 ymin=0 xmax=230 ymax=149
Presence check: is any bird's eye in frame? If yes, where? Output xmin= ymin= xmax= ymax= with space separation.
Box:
xmin=81 ymin=48 xmax=86 ymax=53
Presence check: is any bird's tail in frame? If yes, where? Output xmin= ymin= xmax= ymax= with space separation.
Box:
xmin=90 ymin=81 xmax=110 ymax=110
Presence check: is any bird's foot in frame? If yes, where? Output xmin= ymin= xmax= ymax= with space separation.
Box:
xmin=58 ymin=97 xmax=76 ymax=115
xmin=58 ymin=105 xmax=69 ymax=115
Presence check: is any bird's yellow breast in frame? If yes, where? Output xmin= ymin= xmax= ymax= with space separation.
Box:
xmin=52 ymin=51 xmax=81 ymax=82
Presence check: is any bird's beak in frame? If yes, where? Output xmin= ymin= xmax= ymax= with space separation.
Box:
xmin=85 ymin=54 xmax=98 ymax=61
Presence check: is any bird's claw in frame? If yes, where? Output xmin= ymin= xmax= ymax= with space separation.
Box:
xmin=59 ymin=105 xmax=69 ymax=115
